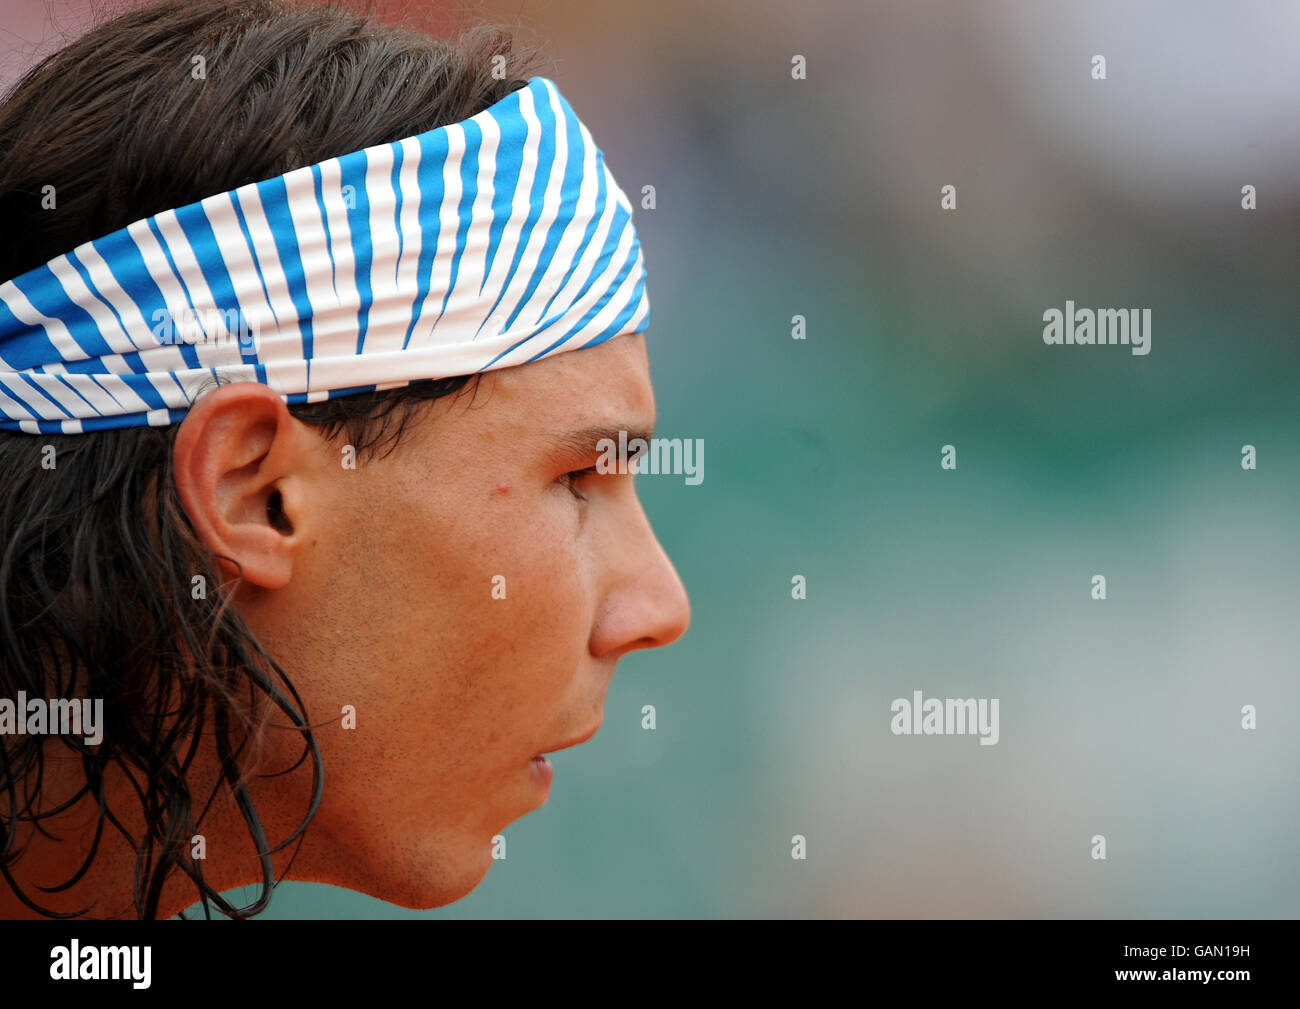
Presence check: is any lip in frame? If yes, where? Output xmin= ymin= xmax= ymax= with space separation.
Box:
xmin=537 ymin=721 xmax=601 ymax=757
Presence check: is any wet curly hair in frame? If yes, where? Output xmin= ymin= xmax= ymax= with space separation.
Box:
xmin=0 ymin=0 xmax=545 ymax=919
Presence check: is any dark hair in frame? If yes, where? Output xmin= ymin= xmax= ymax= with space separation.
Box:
xmin=0 ymin=0 xmax=547 ymax=919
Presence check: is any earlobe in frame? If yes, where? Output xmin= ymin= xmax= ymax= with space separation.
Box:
xmin=172 ymin=383 xmax=307 ymax=591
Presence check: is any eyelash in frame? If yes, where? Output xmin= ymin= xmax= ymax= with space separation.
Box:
xmin=558 ymin=466 xmax=598 ymax=501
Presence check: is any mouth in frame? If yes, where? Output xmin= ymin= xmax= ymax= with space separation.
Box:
xmin=530 ymin=721 xmax=602 ymax=784
xmin=536 ymin=722 xmax=602 ymax=760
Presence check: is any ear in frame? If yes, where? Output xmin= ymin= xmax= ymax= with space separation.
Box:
xmin=172 ymin=382 xmax=318 ymax=590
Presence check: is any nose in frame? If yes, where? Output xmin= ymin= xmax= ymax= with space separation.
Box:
xmin=587 ymin=498 xmax=691 ymax=661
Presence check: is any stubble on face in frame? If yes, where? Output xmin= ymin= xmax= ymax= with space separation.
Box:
xmin=241 ymin=333 xmax=682 ymax=908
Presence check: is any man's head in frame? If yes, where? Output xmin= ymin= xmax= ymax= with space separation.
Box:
xmin=172 ymin=330 xmax=688 ymax=910
xmin=0 ymin=0 xmax=688 ymax=918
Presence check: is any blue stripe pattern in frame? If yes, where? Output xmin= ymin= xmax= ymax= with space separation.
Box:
xmin=0 ymin=77 xmax=650 ymax=433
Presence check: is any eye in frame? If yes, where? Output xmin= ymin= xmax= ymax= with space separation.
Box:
xmin=558 ymin=466 xmax=598 ymax=501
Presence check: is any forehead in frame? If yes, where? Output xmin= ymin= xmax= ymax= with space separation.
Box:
xmin=478 ymin=332 xmax=655 ymax=431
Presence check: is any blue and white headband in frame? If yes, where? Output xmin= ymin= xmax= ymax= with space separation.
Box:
xmin=0 ymin=76 xmax=649 ymax=434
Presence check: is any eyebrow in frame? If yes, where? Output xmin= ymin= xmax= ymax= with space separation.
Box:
xmin=545 ymin=423 xmax=656 ymax=465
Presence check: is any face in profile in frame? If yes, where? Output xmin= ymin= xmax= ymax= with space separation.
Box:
xmin=0 ymin=0 xmax=681 ymax=922
xmin=172 ymin=331 xmax=690 ymax=910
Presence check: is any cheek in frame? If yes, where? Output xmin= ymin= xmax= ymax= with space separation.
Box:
xmin=470 ymin=493 xmax=590 ymax=657
xmin=446 ymin=478 xmax=588 ymax=606
xmin=295 ymin=489 xmax=592 ymax=792
xmin=392 ymin=487 xmax=593 ymax=735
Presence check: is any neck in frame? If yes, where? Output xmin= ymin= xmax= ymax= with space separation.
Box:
xmin=0 ymin=738 xmax=316 ymax=920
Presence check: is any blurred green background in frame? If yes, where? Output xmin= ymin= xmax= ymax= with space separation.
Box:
xmin=6 ymin=0 xmax=1296 ymax=918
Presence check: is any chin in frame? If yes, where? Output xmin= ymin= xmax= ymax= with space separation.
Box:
xmin=364 ymin=839 xmax=498 ymax=912
xmin=307 ymin=779 xmax=541 ymax=910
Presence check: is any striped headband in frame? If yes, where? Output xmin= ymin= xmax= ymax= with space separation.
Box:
xmin=0 ymin=76 xmax=649 ymax=434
